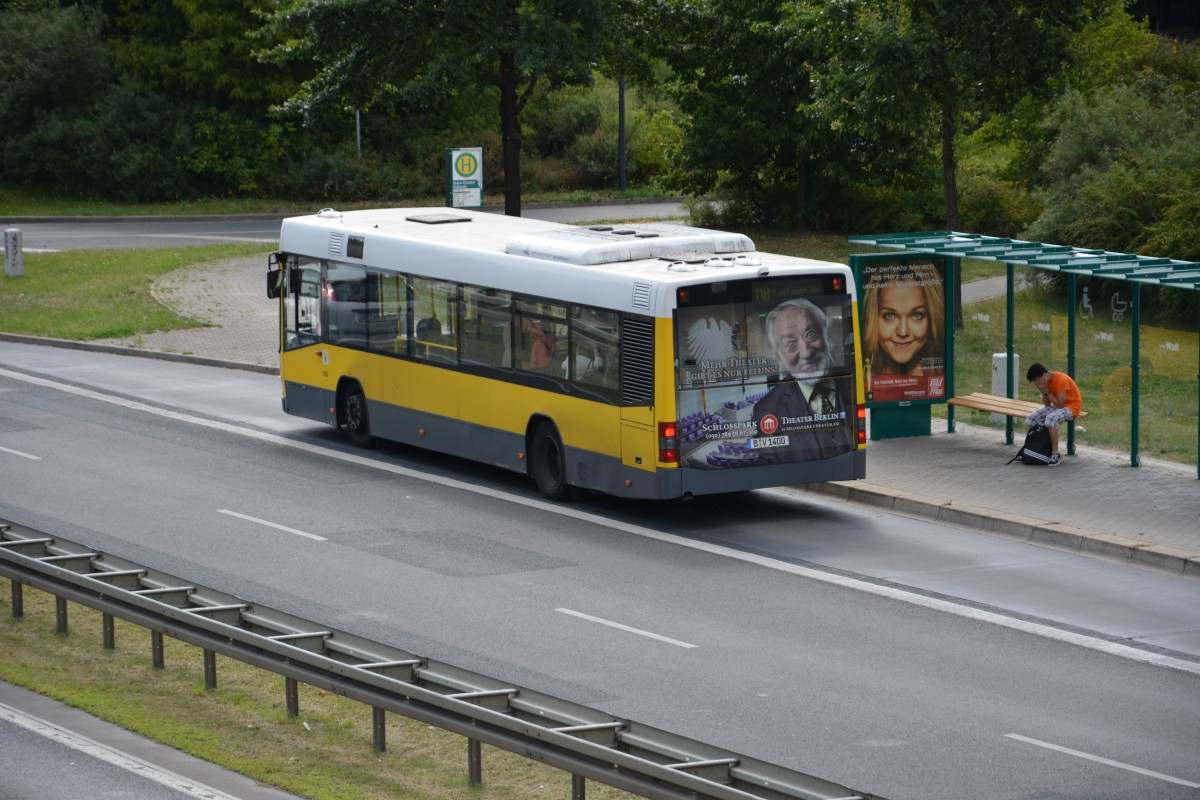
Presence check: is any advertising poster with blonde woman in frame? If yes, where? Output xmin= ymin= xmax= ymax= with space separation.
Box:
xmin=861 ymin=259 xmax=947 ymax=403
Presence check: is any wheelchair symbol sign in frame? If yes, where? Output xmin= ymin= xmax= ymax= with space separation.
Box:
xmin=1078 ymin=287 xmax=1094 ymax=319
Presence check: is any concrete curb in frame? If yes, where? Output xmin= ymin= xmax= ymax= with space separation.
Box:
xmin=804 ymin=480 xmax=1200 ymax=581
xmin=0 ymin=332 xmax=277 ymax=375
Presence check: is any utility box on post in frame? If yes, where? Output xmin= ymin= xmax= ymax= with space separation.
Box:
xmin=991 ymin=353 xmax=1020 ymax=423
xmin=4 ymin=228 xmax=23 ymax=278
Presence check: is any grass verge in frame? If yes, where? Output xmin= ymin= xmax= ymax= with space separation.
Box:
xmin=0 ymin=579 xmax=635 ymax=800
xmin=0 ymin=244 xmax=273 ymax=340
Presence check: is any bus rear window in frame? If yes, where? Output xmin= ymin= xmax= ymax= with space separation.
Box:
xmin=676 ymin=276 xmax=853 ymax=390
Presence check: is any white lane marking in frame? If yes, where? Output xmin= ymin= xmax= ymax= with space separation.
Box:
xmin=0 ymin=444 xmax=40 ymax=460
xmin=217 ymin=509 xmax=326 ymax=541
xmin=5 ymin=367 xmax=1200 ymax=678
xmin=0 ymin=700 xmax=243 ymax=799
xmin=1005 ymin=733 xmax=1200 ymax=788
xmin=556 ymin=608 xmax=697 ymax=649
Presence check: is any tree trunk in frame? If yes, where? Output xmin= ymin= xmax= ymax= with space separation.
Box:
xmin=795 ymin=159 xmax=811 ymax=233
xmin=941 ymin=100 xmax=964 ymax=329
xmin=941 ymin=101 xmax=958 ymax=231
xmin=499 ymin=51 xmax=522 ymax=217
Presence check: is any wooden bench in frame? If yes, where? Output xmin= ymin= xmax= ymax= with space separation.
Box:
xmin=948 ymin=392 xmax=1089 ymax=420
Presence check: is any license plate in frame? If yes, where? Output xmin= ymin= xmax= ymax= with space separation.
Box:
xmin=748 ymin=436 xmax=789 ymax=449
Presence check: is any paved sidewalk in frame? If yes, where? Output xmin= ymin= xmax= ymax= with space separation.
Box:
xmin=10 ymin=254 xmax=1200 ymax=580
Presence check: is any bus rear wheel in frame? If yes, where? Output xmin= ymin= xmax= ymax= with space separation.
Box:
xmin=531 ymin=421 xmax=568 ymax=501
xmin=343 ymin=387 xmax=375 ymax=448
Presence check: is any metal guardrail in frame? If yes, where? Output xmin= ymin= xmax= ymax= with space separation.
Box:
xmin=0 ymin=519 xmax=884 ymax=800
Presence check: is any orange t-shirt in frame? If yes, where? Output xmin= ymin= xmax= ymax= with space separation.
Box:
xmin=1048 ymin=371 xmax=1083 ymax=416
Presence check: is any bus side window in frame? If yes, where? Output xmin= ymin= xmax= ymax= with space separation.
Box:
xmin=366 ymin=270 xmax=405 ymax=354
xmin=568 ymin=306 xmax=620 ymax=396
xmin=326 ymin=263 xmax=368 ymax=348
xmin=459 ymin=286 xmax=512 ymax=368
xmin=411 ymin=277 xmax=458 ymax=364
xmin=515 ymin=299 xmax=568 ymax=376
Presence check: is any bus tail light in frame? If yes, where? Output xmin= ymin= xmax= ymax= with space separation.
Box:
xmin=857 ymin=404 xmax=867 ymax=446
xmin=659 ymin=422 xmax=679 ymax=463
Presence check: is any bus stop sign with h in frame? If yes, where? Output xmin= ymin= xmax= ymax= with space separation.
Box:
xmin=445 ymin=147 xmax=483 ymax=209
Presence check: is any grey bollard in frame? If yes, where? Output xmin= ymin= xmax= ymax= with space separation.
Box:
xmin=4 ymin=228 xmax=23 ymax=277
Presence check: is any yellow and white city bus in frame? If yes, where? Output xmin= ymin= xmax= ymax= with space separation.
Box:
xmin=268 ymin=207 xmax=866 ymax=500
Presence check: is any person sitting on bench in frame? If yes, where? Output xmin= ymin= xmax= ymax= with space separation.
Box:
xmin=1025 ymin=362 xmax=1083 ymax=466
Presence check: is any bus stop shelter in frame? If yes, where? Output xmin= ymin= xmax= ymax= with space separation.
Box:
xmin=848 ymin=231 xmax=1200 ymax=479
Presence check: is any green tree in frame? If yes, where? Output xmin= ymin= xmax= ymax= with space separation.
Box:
xmin=662 ymin=0 xmax=826 ymax=229
xmin=1027 ymin=77 xmax=1200 ymax=251
xmin=803 ymin=0 xmax=1105 ymax=231
xmin=105 ymin=0 xmax=296 ymax=111
xmin=0 ymin=3 xmax=189 ymax=200
xmin=104 ymin=0 xmax=298 ymax=193
xmin=0 ymin=3 xmax=114 ymax=176
xmin=660 ymin=0 xmax=934 ymax=230
xmin=261 ymin=0 xmax=611 ymax=215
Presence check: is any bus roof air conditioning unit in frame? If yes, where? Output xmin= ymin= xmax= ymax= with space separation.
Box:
xmin=506 ymin=224 xmax=755 ymax=266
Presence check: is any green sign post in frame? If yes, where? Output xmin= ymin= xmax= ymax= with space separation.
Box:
xmin=445 ymin=147 xmax=483 ymax=208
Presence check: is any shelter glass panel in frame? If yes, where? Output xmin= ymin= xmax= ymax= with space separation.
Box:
xmin=948 ymin=260 xmax=1014 ymax=428
xmin=1132 ymin=285 xmax=1198 ymax=466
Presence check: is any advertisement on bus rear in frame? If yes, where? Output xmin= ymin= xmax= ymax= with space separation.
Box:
xmin=675 ymin=278 xmax=856 ymax=468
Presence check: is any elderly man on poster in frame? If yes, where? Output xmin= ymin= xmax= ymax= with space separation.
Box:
xmin=751 ymin=298 xmax=855 ymax=464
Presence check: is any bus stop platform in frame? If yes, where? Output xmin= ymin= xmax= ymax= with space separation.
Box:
xmin=2 ymin=254 xmax=1198 ymax=581
xmin=803 ymin=422 xmax=1200 ymax=580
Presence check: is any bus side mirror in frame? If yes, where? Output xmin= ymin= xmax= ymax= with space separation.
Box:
xmin=266 ymin=268 xmax=281 ymax=299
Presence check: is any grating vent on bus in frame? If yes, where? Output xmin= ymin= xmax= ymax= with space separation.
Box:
xmin=620 ymin=317 xmax=654 ymax=405
xmin=631 ymin=282 xmax=652 ymax=310
xmin=328 ymin=232 xmax=345 ymax=257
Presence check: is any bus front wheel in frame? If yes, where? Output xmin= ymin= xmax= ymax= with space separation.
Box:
xmin=531 ymin=421 xmax=568 ymax=501
xmin=343 ymin=387 xmax=375 ymax=448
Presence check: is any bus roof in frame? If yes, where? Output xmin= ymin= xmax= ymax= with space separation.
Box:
xmin=278 ymin=207 xmax=854 ymax=316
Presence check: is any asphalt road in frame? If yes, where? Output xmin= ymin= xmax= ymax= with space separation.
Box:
xmin=1 ymin=345 xmax=1198 ymax=800
xmin=2 ymin=201 xmax=689 ymax=251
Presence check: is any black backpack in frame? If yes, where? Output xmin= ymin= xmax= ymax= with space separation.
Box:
xmin=1008 ymin=424 xmax=1053 ymax=465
